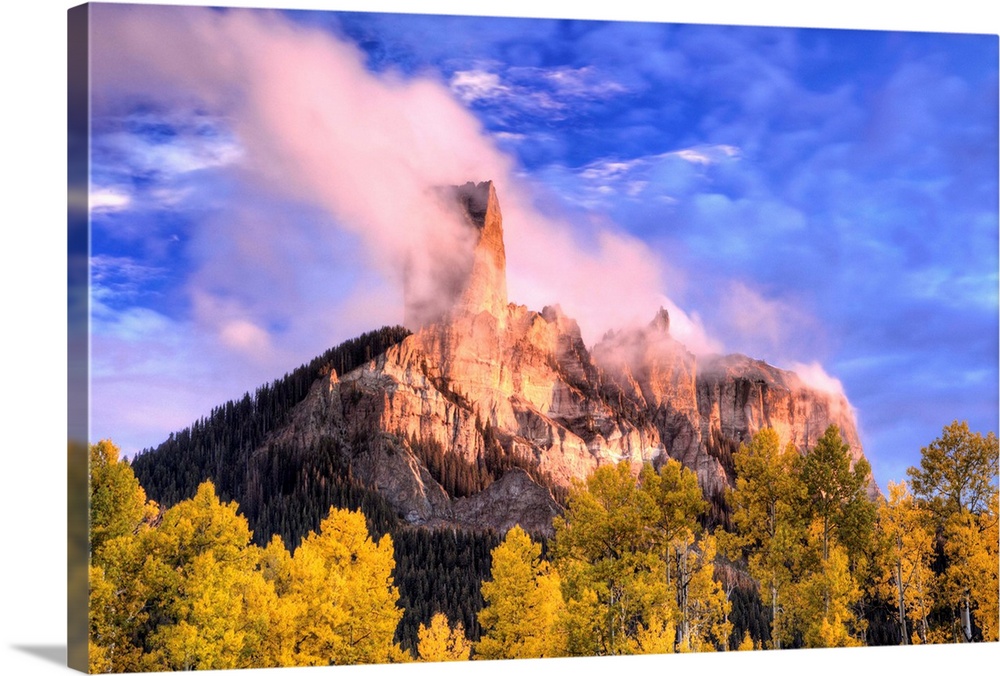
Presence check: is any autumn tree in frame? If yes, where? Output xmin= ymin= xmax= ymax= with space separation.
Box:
xmin=639 ymin=461 xmax=728 ymax=651
xmin=786 ymin=540 xmax=862 ymax=648
xmin=477 ymin=525 xmax=567 ymax=660
xmin=88 ymin=536 xmax=151 ymax=673
xmin=877 ymin=481 xmax=936 ymax=644
xmin=724 ymin=428 xmax=808 ymax=648
xmin=88 ymin=439 xmax=157 ymax=561
xmin=907 ymin=421 xmax=998 ymax=521
xmin=668 ymin=531 xmax=731 ymax=652
xmin=907 ymin=421 xmax=999 ymax=642
xmin=416 ymin=613 xmax=472 ymax=662
xmin=552 ymin=462 xmax=666 ymax=655
xmin=798 ymin=425 xmax=875 ymax=645
xmin=138 ymin=482 xmax=286 ymax=671
xmin=553 ymin=461 xmax=730 ymax=654
xmin=286 ymin=506 xmax=404 ymax=665
xmin=639 ymin=459 xmax=705 ymax=545
xmin=939 ymin=498 xmax=999 ymax=642
xmin=88 ymin=440 xmax=159 ymax=673
xmin=801 ymin=425 xmax=874 ymax=565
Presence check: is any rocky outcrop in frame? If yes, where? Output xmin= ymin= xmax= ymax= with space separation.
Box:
xmin=453 ymin=181 xmax=507 ymax=321
xmin=450 ymin=468 xmax=562 ymax=535
xmin=695 ymin=353 xmax=875 ymax=498
xmin=260 ymin=181 xmax=874 ymax=535
xmin=403 ymin=181 xmax=508 ymax=329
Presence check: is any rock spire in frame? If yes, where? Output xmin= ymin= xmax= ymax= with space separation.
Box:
xmin=403 ymin=180 xmax=508 ymax=329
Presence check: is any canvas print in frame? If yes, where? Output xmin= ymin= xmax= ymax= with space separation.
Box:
xmin=69 ymin=2 xmax=999 ymax=673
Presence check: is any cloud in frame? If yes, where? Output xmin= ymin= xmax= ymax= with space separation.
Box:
xmin=790 ymin=360 xmax=846 ymax=398
xmin=90 ymin=187 xmax=132 ymax=212
xmin=674 ymin=145 xmax=740 ymax=165
xmin=450 ymin=70 xmax=510 ymax=104
xmin=715 ymin=280 xmax=822 ymax=363
xmin=219 ymin=319 xmax=273 ymax=355
xmin=534 ymin=143 xmax=744 ymax=212
xmin=448 ymin=63 xmax=630 ymax=126
xmin=88 ymin=5 xmax=714 ymax=451
xmin=86 ymin=5 xmax=997 ymax=494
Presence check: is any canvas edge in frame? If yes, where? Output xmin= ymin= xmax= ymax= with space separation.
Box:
xmin=67 ymin=3 xmax=91 ymax=673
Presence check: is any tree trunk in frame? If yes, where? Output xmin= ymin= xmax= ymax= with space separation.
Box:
xmin=961 ymin=595 xmax=973 ymax=642
xmin=771 ymin=580 xmax=780 ymax=650
xmin=894 ymin=559 xmax=908 ymax=645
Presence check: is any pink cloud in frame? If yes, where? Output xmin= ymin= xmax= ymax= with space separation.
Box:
xmin=88 ymin=5 xmax=851 ymax=452
xmin=90 ymin=4 xmax=700 ymax=347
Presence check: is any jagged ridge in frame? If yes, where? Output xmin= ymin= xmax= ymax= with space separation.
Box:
xmin=135 ymin=181 xmax=873 ymax=539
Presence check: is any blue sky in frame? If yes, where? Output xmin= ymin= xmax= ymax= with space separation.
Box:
xmin=86 ymin=2 xmax=998 ymax=489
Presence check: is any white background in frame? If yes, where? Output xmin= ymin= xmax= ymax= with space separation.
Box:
xmin=1 ymin=1 xmax=997 ymax=675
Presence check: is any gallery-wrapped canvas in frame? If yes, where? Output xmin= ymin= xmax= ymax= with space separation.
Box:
xmin=68 ymin=2 xmax=999 ymax=674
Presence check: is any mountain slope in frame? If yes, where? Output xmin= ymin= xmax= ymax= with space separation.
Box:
xmin=133 ymin=180 xmax=873 ymax=542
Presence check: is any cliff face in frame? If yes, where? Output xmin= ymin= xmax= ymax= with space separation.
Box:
xmin=262 ymin=181 xmax=873 ymax=535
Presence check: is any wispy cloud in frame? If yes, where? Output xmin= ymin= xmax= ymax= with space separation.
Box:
xmin=90 ymin=254 xmax=166 ymax=301
xmin=536 ymin=143 xmax=743 ymax=210
xmin=450 ymin=70 xmax=510 ymax=104
xmin=674 ymin=144 xmax=740 ymax=165
xmin=88 ymin=5 xmax=704 ymax=452
xmin=449 ymin=64 xmax=629 ymax=121
xmin=85 ymin=6 xmax=998 ymax=492
xmin=90 ymin=187 xmax=132 ymax=212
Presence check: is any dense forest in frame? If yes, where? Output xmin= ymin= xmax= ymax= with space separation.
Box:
xmin=129 ymin=325 xmax=412 ymax=514
xmin=88 ymin=419 xmax=998 ymax=671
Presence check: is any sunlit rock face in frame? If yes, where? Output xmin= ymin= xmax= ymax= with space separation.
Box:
xmin=695 ymin=353 xmax=875 ymax=498
xmin=267 ymin=182 xmax=873 ymax=535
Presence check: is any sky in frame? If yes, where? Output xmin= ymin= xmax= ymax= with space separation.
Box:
xmin=84 ymin=1 xmax=998 ymax=489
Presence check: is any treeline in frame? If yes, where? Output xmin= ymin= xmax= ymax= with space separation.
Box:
xmin=129 ymin=325 xmax=412 ymax=508
xmin=721 ymin=421 xmax=998 ymax=648
xmin=88 ymin=420 xmax=998 ymax=671
xmin=124 ymin=326 xmax=508 ymax=652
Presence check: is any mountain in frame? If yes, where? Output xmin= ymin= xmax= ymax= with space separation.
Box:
xmin=135 ymin=179 xmax=869 ymax=540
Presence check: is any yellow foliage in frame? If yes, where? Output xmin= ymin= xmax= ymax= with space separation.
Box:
xmin=477 ymin=525 xmax=567 ymax=660
xmin=789 ymin=541 xmax=863 ymax=649
xmin=942 ymin=501 xmax=999 ymax=642
xmin=634 ymin=613 xmax=677 ymax=654
xmin=877 ymin=481 xmax=936 ymax=644
xmin=671 ymin=532 xmax=731 ymax=652
xmin=88 ymin=440 xmax=158 ymax=564
xmin=287 ymin=506 xmax=403 ymax=666
xmin=417 ymin=613 xmax=471 ymax=662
